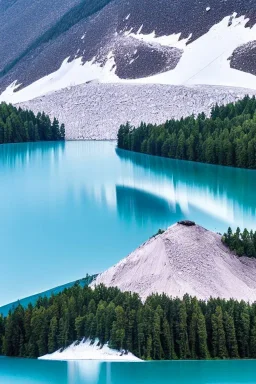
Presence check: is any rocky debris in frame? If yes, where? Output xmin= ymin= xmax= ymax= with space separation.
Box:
xmin=18 ymin=83 xmax=256 ymax=140
xmin=91 ymin=223 xmax=256 ymax=302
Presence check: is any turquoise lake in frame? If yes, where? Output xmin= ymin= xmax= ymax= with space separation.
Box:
xmin=0 ymin=141 xmax=256 ymax=306
xmin=1 ymin=357 xmax=256 ymax=383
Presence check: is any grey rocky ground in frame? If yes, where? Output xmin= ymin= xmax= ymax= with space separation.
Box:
xmin=18 ymin=83 xmax=256 ymax=140
xmin=91 ymin=223 xmax=256 ymax=302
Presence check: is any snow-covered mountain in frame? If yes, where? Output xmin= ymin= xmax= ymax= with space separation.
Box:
xmin=0 ymin=0 xmax=256 ymax=103
xmin=91 ymin=222 xmax=256 ymax=302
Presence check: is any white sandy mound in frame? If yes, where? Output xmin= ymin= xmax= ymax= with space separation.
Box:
xmin=91 ymin=223 xmax=256 ymax=302
xmin=39 ymin=338 xmax=141 ymax=361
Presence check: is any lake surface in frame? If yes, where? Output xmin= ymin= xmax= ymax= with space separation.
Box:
xmin=1 ymin=357 xmax=256 ymax=384
xmin=0 ymin=141 xmax=256 ymax=305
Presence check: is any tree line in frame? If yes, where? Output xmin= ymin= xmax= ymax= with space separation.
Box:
xmin=223 ymin=227 xmax=256 ymax=257
xmin=1 ymin=283 xmax=256 ymax=360
xmin=117 ymin=95 xmax=256 ymax=169
xmin=0 ymin=102 xmax=65 ymax=144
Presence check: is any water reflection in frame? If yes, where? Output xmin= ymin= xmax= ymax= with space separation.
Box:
xmin=66 ymin=360 xmax=256 ymax=384
xmin=68 ymin=361 xmax=101 ymax=384
xmin=0 ymin=141 xmax=65 ymax=169
xmin=2 ymin=356 xmax=256 ymax=383
xmin=1 ymin=141 xmax=256 ymax=306
xmin=116 ymin=148 xmax=256 ymax=231
xmin=116 ymin=186 xmax=183 ymax=224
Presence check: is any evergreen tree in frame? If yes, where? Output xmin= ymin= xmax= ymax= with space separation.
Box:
xmin=223 ymin=312 xmax=239 ymax=358
xmin=211 ymin=306 xmax=227 ymax=359
xmin=117 ymin=95 xmax=256 ymax=169
xmin=197 ymin=310 xmax=209 ymax=359
xmin=48 ymin=317 xmax=58 ymax=354
xmin=2 ymin=283 xmax=256 ymax=361
xmin=176 ymin=301 xmax=190 ymax=359
xmin=0 ymin=102 xmax=65 ymax=145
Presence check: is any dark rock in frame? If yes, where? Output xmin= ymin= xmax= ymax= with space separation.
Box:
xmin=178 ymin=220 xmax=196 ymax=226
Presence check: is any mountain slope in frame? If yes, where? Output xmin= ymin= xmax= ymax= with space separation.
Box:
xmin=0 ymin=0 xmax=256 ymax=102
xmin=16 ymin=83 xmax=256 ymax=140
xmin=0 ymin=274 xmax=96 ymax=317
xmin=91 ymin=223 xmax=256 ymax=302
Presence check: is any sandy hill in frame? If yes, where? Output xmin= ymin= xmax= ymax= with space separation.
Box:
xmin=91 ymin=222 xmax=256 ymax=302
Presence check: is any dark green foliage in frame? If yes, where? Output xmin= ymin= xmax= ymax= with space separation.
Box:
xmin=0 ymin=103 xmax=65 ymax=144
xmin=150 ymin=229 xmax=165 ymax=239
xmin=117 ymin=96 xmax=256 ymax=169
xmin=2 ymin=284 xmax=256 ymax=360
xmin=223 ymin=227 xmax=256 ymax=258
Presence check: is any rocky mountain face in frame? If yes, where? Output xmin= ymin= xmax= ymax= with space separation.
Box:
xmin=91 ymin=222 xmax=256 ymax=302
xmin=0 ymin=0 xmax=256 ymax=102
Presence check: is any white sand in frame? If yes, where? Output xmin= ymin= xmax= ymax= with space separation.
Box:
xmin=91 ymin=224 xmax=256 ymax=302
xmin=39 ymin=338 xmax=141 ymax=361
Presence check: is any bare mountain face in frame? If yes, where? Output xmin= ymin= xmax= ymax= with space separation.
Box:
xmin=0 ymin=0 xmax=256 ymax=102
xmin=91 ymin=223 xmax=256 ymax=302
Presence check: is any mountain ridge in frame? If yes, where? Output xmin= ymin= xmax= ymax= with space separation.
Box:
xmin=1 ymin=0 xmax=256 ymax=102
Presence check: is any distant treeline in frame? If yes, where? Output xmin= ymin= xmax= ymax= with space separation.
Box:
xmin=1 ymin=284 xmax=256 ymax=360
xmin=223 ymin=227 xmax=256 ymax=257
xmin=0 ymin=102 xmax=65 ymax=144
xmin=117 ymin=96 xmax=256 ymax=169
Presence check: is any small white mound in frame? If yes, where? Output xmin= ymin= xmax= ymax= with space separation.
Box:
xmin=91 ymin=224 xmax=256 ymax=302
xmin=39 ymin=339 xmax=141 ymax=361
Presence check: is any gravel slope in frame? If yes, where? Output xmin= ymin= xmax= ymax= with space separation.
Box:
xmin=91 ymin=223 xmax=256 ymax=302
xmin=18 ymin=83 xmax=256 ymax=140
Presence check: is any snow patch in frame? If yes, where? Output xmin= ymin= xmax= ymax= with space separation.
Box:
xmin=136 ymin=24 xmax=143 ymax=34
xmin=39 ymin=338 xmax=141 ymax=361
xmin=0 ymin=53 xmax=119 ymax=103
xmin=128 ymin=30 xmax=190 ymax=49
xmin=123 ymin=27 xmax=134 ymax=37
xmin=133 ymin=15 xmax=256 ymax=88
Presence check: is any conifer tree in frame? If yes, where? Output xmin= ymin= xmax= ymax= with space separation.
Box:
xmin=211 ymin=306 xmax=227 ymax=359
xmin=0 ymin=102 xmax=65 ymax=145
xmin=48 ymin=317 xmax=58 ymax=354
xmin=176 ymin=301 xmax=190 ymax=359
xmin=117 ymin=95 xmax=256 ymax=169
xmin=152 ymin=305 xmax=163 ymax=359
xmin=197 ymin=309 xmax=209 ymax=359
xmin=223 ymin=312 xmax=239 ymax=358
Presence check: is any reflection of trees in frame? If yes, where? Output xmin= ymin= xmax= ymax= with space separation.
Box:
xmin=116 ymin=185 xmax=183 ymax=226
xmin=116 ymin=148 xmax=256 ymax=219
xmin=0 ymin=142 xmax=65 ymax=169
